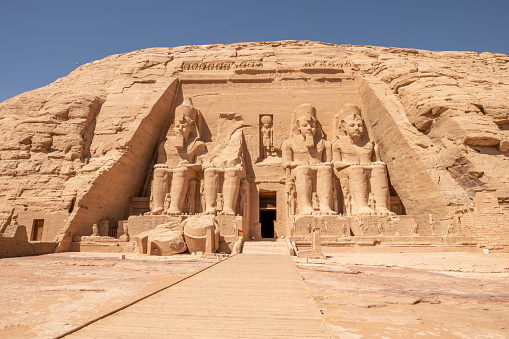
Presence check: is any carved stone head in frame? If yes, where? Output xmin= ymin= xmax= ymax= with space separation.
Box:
xmin=174 ymin=115 xmax=193 ymax=140
xmin=341 ymin=104 xmax=364 ymax=141
xmin=261 ymin=115 xmax=272 ymax=129
xmin=173 ymin=98 xmax=198 ymax=148
xmin=293 ymin=104 xmax=318 ymax=147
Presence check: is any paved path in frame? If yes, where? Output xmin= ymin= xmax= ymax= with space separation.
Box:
xmin=65 ymin=253 xmax=332 ymax=338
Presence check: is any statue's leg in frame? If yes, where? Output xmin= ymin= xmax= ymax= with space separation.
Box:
xmin=169 ymin=167 xmax=195 ymax=215
xmin=296 ymin=166 xmax=314 ymax=215
xmin=347 ymin=165 xmax=374 ymax=215
xmin=371 ymin=165 xmax=395 ymax=215
xmin=203 ymin=168 xmax=218 ymax=215
xmin=221 ymin=167 xmax=242 ymax=215
xmin=317 ymin=166 xmax=337 ymax=215
xmin=151 ymin=167 xmax=168 ymax=214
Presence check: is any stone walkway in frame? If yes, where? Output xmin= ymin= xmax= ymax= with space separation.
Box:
xmin=64 ymin=253 xmax=332 ymax=338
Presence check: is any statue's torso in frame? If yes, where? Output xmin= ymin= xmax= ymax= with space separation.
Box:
xmin=161 ymin=137 xmax=204 ymax=167
xmin=291 ymin=137 xmax=326 ymax=165
xmin=335 ymin=139 xmax=373 ymax=164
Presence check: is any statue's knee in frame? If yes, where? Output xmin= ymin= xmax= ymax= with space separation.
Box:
xmin=173 ymin=167 xmax=188 ymax=177
xmin=297 ymin=165 xmax=312 ymax=175
xmin=224 ymin=167 xmax=240 ymax=178
xmin=204 ymin=168 xmax=217 ymax=177
xmin=371 ymin=165 xmax=387 ymax=175
xmin=153 ymin=168 xmax=167 ymax=178
xmin=348 ymin=165 xmax=365 ymax=176
xmin=318 ymin=166 xmax=332 ymax=175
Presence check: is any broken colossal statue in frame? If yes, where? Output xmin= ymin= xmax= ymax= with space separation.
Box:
xmin=282 ymin=104 xmax=336 ymax=215
xmin=333 ymin=104 xmax=394 ymax=216
xmin=202 ymin=113 xmax=246 ymax=216
xmin=151 ymin=104 xmax=246 ymax=218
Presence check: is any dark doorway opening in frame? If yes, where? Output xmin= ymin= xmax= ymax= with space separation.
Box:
xmin=259 ymin=192 xmax=276 ymax=239
xmin=31 ymin=219 xmax=44 ymax=241
xmin=260 ymin=210 xmax=276 ymax=238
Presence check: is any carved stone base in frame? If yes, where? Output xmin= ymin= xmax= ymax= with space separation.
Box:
xmin=291 ymin=214 xmax=419 ymax=238
xmin=293 ymin=215 xmax=350 ymax=237
xmin=215 ymin=215 xmax=243 ymax=236
xmin=127 ymin=215 xmax=186 ymax=237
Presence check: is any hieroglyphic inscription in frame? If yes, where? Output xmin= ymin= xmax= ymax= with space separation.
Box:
xmin=235 ymin=60 xmax=263 ymax=68
xmin=182 ymin=79 xmax=354 ymax=90
xmin=182 ymin=60 xmax=263 ymax=71
xmin=303 ymin=60 xmax=344 ymax=68
xmin=183 ymin=62 xmax=232 ymax=71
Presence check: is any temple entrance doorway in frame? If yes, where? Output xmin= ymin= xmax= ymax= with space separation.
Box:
xmin=259 ymin=192 xmax=277 ymax=239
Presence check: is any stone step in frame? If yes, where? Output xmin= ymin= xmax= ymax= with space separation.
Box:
xmin=241 ymin=240 xmax=289 ymax=254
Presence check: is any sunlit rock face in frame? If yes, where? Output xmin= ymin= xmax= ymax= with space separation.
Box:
xmin=0 ymin=41 xmax=507 ymax=252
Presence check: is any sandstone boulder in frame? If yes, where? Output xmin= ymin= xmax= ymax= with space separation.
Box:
xmin=183 ymin=215 xmax=219 ymax=254
xmin=135 ymin=222 xmax=187 ymax=256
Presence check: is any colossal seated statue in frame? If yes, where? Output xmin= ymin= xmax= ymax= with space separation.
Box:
xmin=151 ymin=98 xmax=206 ymax=215
xmin=202 ymin=113 xmax=246 ymax=216
xmin=333 ymin=104 xmax=394 ymax=216
xmin=282 ymin=104 xmax=336 ymax=215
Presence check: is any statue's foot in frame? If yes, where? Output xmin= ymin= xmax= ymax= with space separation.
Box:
xmin=203 ymin=208 xmax=216 ymax=215
xmin=357 ymin=206 xmax=376 ymax=215
xmin=375 ymin=207 xmax=395 ymax=216
xmin=149 ymin=208 xmax=163 ymax=215
xmin=168 ymin=207 xmax=182 ymax=215
xmin=299 ymin=206 xmax=315 ymax=215
xmin=220 ymin=208 xmax=235 ymax=216
xmin=319 ymin=207 xmax=337 ymax=215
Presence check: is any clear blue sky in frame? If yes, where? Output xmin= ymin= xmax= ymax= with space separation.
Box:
xmin=1 ymin=0 xmax=508 ymax=103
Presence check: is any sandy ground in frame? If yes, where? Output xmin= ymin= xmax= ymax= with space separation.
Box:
xmin=0 ymin=252 xmax=215 ymax=338
xmin=295 ymin=252 xmax=509 ymax=339
xmin=1 ymin=251 xmax=508 ymax=339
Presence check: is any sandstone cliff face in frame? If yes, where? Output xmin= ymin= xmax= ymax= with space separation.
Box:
xmin=0 ymin=51 xmax=178 ymax=246
xmin=0 ymin=41 xmax=507 ymax=247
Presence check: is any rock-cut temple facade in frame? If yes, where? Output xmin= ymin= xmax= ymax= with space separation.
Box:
xmin=0 ymin=41 xmax=508 ymax=256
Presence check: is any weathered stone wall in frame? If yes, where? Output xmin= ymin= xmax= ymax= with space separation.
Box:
xmin=461 ymin=206 xmax=509 ymax=251
xmin=0 ymin=50 xmax=179 ymax=249
xmin=0 ymin=225 xmax=57 ymax=258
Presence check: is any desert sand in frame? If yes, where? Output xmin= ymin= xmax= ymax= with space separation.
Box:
xmin=296 ymin=252 xmax=509 ymax=338
xmin=0 ymin=253 xmax=214 ymax=338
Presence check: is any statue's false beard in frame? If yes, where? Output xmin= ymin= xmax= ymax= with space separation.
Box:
xmin=305 ymin=133 xmax=315 ymax=148
xmin=175 ymin=134 xmax=185 ymax=149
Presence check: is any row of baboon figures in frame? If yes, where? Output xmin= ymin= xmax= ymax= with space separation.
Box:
xmin=149 ymin=98 xmax=395 ymax=217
